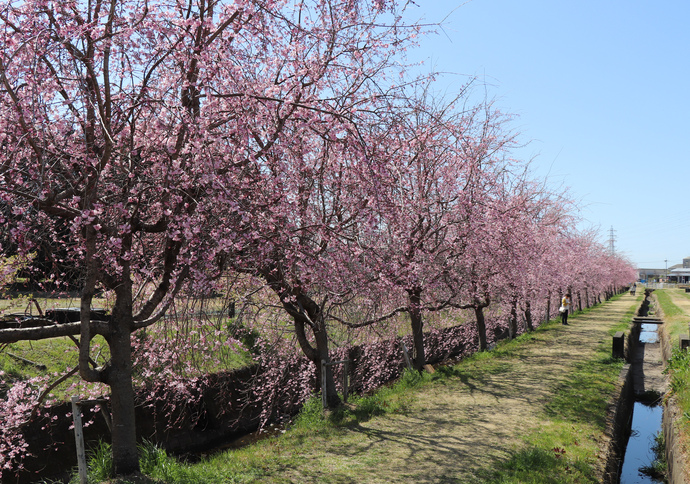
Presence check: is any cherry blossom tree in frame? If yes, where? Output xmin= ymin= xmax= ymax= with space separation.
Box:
xmin=0 ymin=0 xmax=427 ymax=475
xmin=0 ymin=0 xmax=638 ymax=478
xmin=325 ymin=93 xmax=522 ymax=367
xmin=489 ymin=180 xmax=577 ymax=336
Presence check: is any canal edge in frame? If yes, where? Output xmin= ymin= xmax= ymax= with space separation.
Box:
xmin=601 ymin=290 xmax=690 ymax=484
xmin=601 ymin=293 xmax=642 ymax=484
xmin=602 ymin=351 xmax=634 ymax=483
xmin=656 ymin=291 xmax=690 ymax=484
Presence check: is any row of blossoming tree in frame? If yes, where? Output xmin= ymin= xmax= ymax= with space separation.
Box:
xmin=0 ymin=0 xmax=635 ymax=478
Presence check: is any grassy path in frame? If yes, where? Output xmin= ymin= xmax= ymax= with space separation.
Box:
xmin=658 ymin=288 xmax=690 ymax=331
xmin=651 ymin=287 xmax=690 ymax=349
xmin=183 ymin=293 xmax=642 ymax=484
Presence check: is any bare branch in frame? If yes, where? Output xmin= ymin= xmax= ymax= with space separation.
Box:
xmin=0 ymin=320 xmax=110 ymax=344
xmin=330 ymin=306 xmax=409 ymax=329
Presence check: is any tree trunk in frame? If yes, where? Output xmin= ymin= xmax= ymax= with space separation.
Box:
xmin=291 ymin=308 xmax=339 ymax=408
xmin=408 ymin=290 xmax=425 ymax=371
xmin=78 ymin=228 xmax=140 ymax=476
xmin=104 ymin=283 xmax=140 ymax=476
xmin=545 ymin=292 xmax=551 ymax=324
xmin=508 ymin=297 xmax=518 ymax=339
xmin=577 ymin=291 xmax=582 ymax=312
xmin=524 ymin=300 xmax=534 ymax=332
xmin=313 ymin=319 xmax=340 ymax=408
xmin=106 ymin=325 xmax=139 ymax=476
xmin=261 ymin=266 xmax=340 ymax=408
xmin=475 ymin=305 xmax=488 ymax=351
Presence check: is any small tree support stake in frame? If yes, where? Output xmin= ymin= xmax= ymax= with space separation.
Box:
xmin=71 ymin=396 xmax=88 ymax=484
xmin=401 ymin=342 xmax=413 ymax=370
xmin=321 ymin=359 xmax=351 ymax=408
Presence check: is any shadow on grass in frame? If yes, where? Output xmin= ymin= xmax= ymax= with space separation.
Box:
xmin=543 ymin=355 xmax=623 ymax=428
xmin=473 ymin=446 xmax=597 ymax=484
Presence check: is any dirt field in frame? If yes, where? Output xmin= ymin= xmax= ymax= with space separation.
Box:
xmin=259 ymin=294 xmax=641 ymax=483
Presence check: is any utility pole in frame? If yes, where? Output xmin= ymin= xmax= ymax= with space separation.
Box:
xmin=665 ymin=259 xmax=668 ymax=282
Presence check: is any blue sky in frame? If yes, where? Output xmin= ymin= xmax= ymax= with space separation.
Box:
xmin=405 ymin=0 xmax=690 ymax=268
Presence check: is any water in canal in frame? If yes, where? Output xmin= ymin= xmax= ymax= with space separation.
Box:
xmin=619 ymin=401 xmax=663 ymax=483
xmin=639 ymin=324 xmax=660 ymax=344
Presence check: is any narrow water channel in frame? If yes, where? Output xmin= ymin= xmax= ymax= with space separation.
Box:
xmin=618 ymin=402 xmax=663 ymax=483
xmin=639 ymin=324 xmax=659 ymax=344
xmin=618 ymin=306 xmax=665 ymax=484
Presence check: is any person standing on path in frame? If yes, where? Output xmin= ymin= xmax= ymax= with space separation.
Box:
xmin=561 ymin=293 xmax=572 ymax=325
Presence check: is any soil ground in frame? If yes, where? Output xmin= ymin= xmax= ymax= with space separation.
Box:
xmin=261 ymin=293 xmax=642 ymax=483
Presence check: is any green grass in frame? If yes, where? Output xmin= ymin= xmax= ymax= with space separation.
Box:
xmin=665 ymin=347 xmax=690 ymax=438
xmin=1 ymin=305 xmax=253 ymax=400
xmin=61 ymin=440 xmax=176 ymax=484
xmin=544 ymin=353 xmax=624 ymax=427
xmin=62 ymin=371 xmax=431 ymax=484
xmin=63 ymin=294 xmax=638 ymax=484
xmin=0 ymin=296 xmax=110 ymax=386
xmin=652 ymin=288 xmax=690 ymax=481
xmin=654 ymin=289 xmax=684 ymax=320
xmin=0 ymin=329 xmax=253 ymax=400
xmin=0 ymin=336 xmax=107 ymax=402
xmin=654 ymin=289 xmax=690 ymax=418
xmin=639 ymin=431 xmax=667 ymax=481
xmin=475 ymin=447 xmax=597 ymax=484
xmin=469 ymin=295 xmax=634 ymax=484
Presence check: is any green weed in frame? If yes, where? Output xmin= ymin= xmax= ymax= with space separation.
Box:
xmin=638 ymin=431 xmax=667 ymax=480
xmin=665 ymin=347 xmax=690 ymax=432
xmin=84 ymin=440 xmax=114 ymax=483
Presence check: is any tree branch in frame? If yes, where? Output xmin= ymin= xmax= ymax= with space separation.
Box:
xmin=330 ymin=306 xmax=409 ymax=329
xmin=0 ymin=320 xmax=110 ymax=344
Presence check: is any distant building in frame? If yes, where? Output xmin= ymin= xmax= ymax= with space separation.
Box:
xmin=670 ymin=265 xmax=690 ymax=283
xmin=639 ymin=256 xmax=690 ymax=283
xmin=638 ymin=268 xmax=666 ymax=282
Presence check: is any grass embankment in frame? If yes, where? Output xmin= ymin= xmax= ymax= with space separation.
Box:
xmin=64 ymin=293 xmax=640 ymax=484
xmin=654 ymin=288 xmax=690 ymax=338
xmin=653 ymin=288 xmax=690 ymax=464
